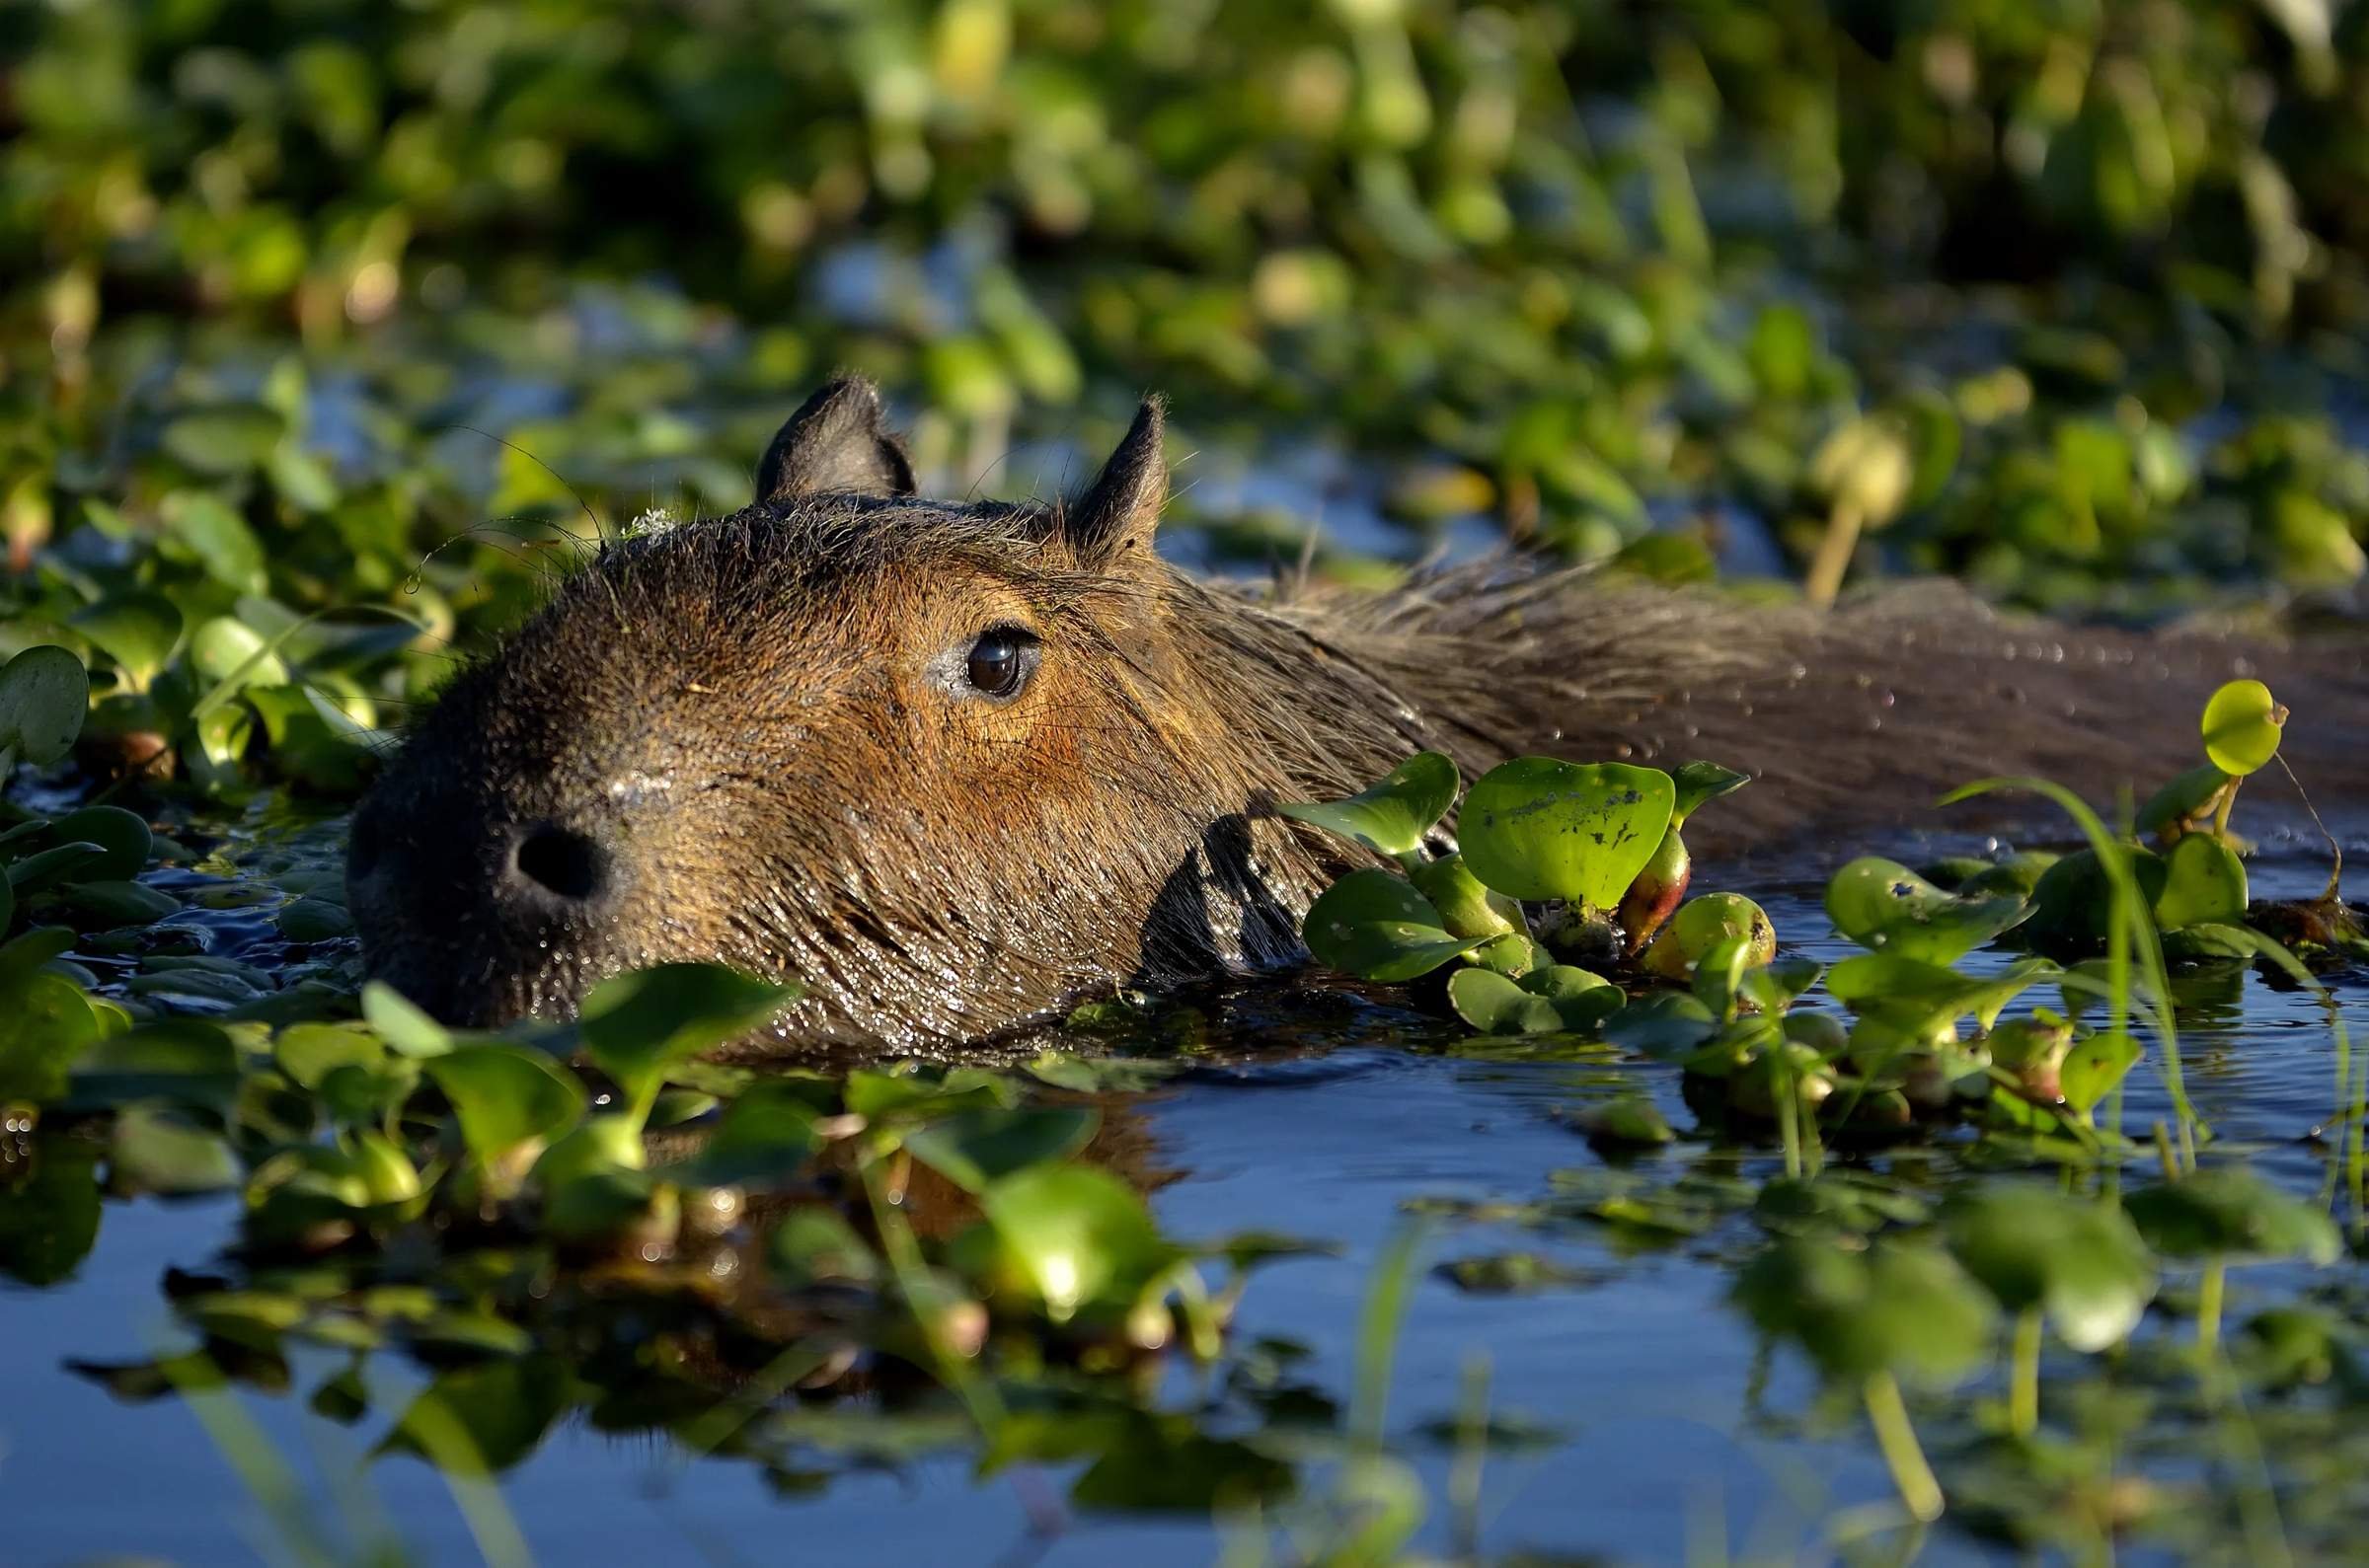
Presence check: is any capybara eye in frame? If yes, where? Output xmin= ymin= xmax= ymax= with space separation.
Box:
xmin=963 ymin=627 xmax=1034 ymax=699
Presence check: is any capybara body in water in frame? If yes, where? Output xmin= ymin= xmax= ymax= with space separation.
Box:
xmin=348 ymin=379 xmax=2369 ymax=1049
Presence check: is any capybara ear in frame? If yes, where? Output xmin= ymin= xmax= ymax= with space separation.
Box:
xmin=1062 ymin=395 xmax=1166 ymax=565
xmin=756 ymin=377 xmax=916 ymax=502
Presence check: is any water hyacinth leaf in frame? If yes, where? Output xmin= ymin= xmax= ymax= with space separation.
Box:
xmin=1734 ymin=1237 xmax=1997 ymax=1387
xmin=48 ymin=806 xmax=153 ymax=880
xmin=64 ymin=1020 xmax=239 ymax=1113
xmin=1461 ymin=758 xmax=1674 ymax=910
xmin=8 ymin=842 xmax=107 ymax=895
xmin=2136 ymin=763 xmax=2230 ymax=839
xmin=2123 ymin=1169 xmax=2341 ymax=1265
xmin=1826 ymin=953 xmax=2057 ymax=1032
xmin=769 ymin=1206 xmax=879 ymax=1291
xmin=274 ymin=1022 xmax=385 ymax=1092
xmin=0 ymin=1138 xmax=101 ymax=1286
xmin=1572 ymin=1094 xmax=1675 ymax=1149
xmin=2153 ymin=833 xmax=2248 ymax=931
xmin=1448 ymin=968 xmax=1566 ymax=1035
xmin=1942 ymin=1185 xmax=2155 ymax=1352
xmin=2059 ymin=1030 xmax=2142 ymax=1119
xmin=905 ymin=1106 xmax=1099 ymax=1193
xmin=1278 ymin=751 xmax=1457 ymax=858
xmin=1301 ymin=868 xmax=1483 ymax=981
xmin=1407 ymin=854 xmax=1518 ymax=940
xmin=423 ymin=1045 xmax=586 ymax=1170
xmin=109 ymin=1107 xmax=240 ymax=1197
xmin=360 ymin=982 xmax=454 ymax=1058
xmin=2199 ymin=679 xmax=2284 ymax=777
xmin=70 ymin=593 xmax=184 ymax=690
xmin=382 ymin=1356 xmax=573 ymax=1475
xmin=161 ymin=403 xmax=285 ymax=473
xmin=1824 ymin=857 xmax=2031 ymax=962
xmin=664 ymin=1083 xmax=822 ymax=1189
xmin=982 ymin=1163 xmax=1174 ymax=1322
xmin=0 ymin=646 xmax=90 ymax=767
xmin=189 ymin=618 xmax=293 ymax=714
xmin=0 ymin=971 xmax=102 ymax=1104
xmin=2025 ymin=847 xmax=2169 ymax=950
xmin=1669 ymin=761 xmax=1749 ymax=825
xmin=579 ymin=962 xmax=800 ymax=1119
xmin=160 ymin=492 xmax=267 ymax=595
xmin=1603 ymin=991 xmax=1719 ymax=1060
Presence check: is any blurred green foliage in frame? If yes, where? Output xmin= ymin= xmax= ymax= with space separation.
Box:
xmin=3 ymin=0 xmax=2369 ymax=789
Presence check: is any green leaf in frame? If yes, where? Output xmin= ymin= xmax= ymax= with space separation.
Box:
xmin=0 ymin=645 xmax=90 ymax=767
xmin=663 ymin=1083 xmax=822 ymax=1189
xmin=1734 ymin=1237 xmax=1998 ymax=1386
xmin=1669 ymin=761 xmax=1749 ymax=826
xmin=905 ymin=1106 xmax=1099 ymax=1194
xmin=1448 ymin=967 xmax=1567 ymax=1035
xmin=70 ymin=593 xmax=185 ymax=689
xmin=768 ymin=1206 xmax=879 ymax=1291
xmin=274 ymin=1022 xmax=386 ymax=1092
xmin=2153 ymin=832 xmax=2247 ymax=931
xmin=1943 ymin=1184 xmax=2155 ymax=1351
xmin=110 ymin=1106 xmax=240 ymax=1196
xmin=1602 ymin=991 xmax=1719 ymax=1060
xmin=1460 ymin=758 xmax=1675 ymax=911
xmin=982 ymin=1164 xmax=1176 ymax=1322
xmin=1301 ymin=868 xmax=1483 ymax=981
xmin=2136 ymin=763 xmax=2230 ymax=839
xmin=47 ymin=806 xmax=153 ymax=880
xmin=579 ymin=962 xmax=800 ymax=1123
xmin=0 ymin=1137 xmax=101 ymax=1285
xmin=0 ymin=971 xmax=101 ymax=1104
xmin=1824 ymin=857 xmax=2031 ymax=962
xmin=2059 ymin=1029 xmax=2143 ymax=1119
xmin=423 ymin=1045 xmax=586 ymax=1171
xmin=2199 ymin=679 xmax=2285 ymax=777
xmin=161 ymin=492 xmax=267 ymax=595
xmin=2124 ymin=1169 xmax=2341 ymax=1265
xmin=161 ymin=403 xmax=285 ymax=474
xmin=1278 ymin=751 xmax=1457 ymax=857
xmin=64 ymin=1020 xmax=239 ymax=1114
xmin=382 ymin=1356 xmax=573 ymax=1475
xmin=360 ymin=982 xmax=454 ymax=1058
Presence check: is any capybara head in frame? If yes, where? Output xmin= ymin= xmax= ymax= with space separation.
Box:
xmin=347 ymin=380 xmax=1346 ymax=1049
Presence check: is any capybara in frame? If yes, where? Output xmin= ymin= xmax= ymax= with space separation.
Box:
xmin=347 ymin=379 xmax=2369 ymax=1049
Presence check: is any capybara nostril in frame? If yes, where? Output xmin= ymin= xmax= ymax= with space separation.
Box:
xmin=510 ymin=822 xmax=609 ymax=906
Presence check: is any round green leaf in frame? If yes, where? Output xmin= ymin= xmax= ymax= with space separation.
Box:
xmin=423 ymin=1044 xmax=586 ymax=1169
xmin=1460 ymin=758 xmax=1675 ymax=911
xmin=982 ymin=1163 xmax=1175 ymax=1322
xmin=905 ymin=1106 xmax=1099 ymax=1194
xmin=579 ymin=962 xmax=801 ymax=1120
xmin=1278 ymin=751 xmax=1458 ymax=858
xmin=2124 ymin=1169 xmax=2341 ymax=1265
xmin=2153 ymin=832 xmax=2248 ymax=932
xmin=110 ymin=1107 xmax=240 ymax=1197
xmin=2199 ymin=679 xmax=2284 ymax=777
xmin=48 ymin=806 xmax=152 ymax=881
xmin=0 ymin=646 xmax=90 ymax=767
xmin=70 ymin=594 xmax=185 ymax=690
xmin=1302 ymin=868 xmax=1483 ymax=981
xmin=1824 ymin=857 xmax=2031 ymax=962
xmin=1734 ymin=1237 xmax=1998 ymax=1386
xmin=1943 ymin=1184 xmax=2156 ymax=1352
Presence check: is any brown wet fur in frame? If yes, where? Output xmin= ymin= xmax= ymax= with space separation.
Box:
xmin=348 ymin=379 xmax=2369 ymax=1052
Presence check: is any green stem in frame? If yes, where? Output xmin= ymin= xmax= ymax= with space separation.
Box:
xmin=2197 ymin=1259 xmax=2226 ymax=1355
xmin=1864 ymin=1370 xmax=1944 ymax=1524
xmin=2010 ymin=1307 xmax=2042 ymax=1440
